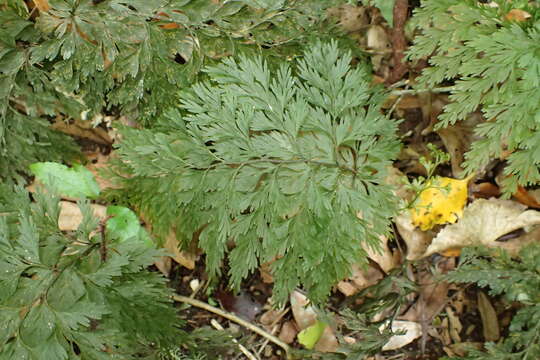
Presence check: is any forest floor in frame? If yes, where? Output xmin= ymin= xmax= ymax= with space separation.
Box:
xmin=41 ymin=2 xmax=540 ymax=359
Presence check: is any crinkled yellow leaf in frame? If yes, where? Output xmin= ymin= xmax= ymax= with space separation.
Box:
xmin=411 ymin=176 xmax=469 ymax=231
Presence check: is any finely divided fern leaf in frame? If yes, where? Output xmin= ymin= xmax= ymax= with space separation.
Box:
xmin=113 ymin=41 xmax=400 ymax=304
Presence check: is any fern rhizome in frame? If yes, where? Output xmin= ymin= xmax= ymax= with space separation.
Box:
xmin=112 ymin=41 xmax=401 ymax=304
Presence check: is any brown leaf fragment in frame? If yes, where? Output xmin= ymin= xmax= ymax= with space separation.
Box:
xmin=163 ymin=231 xmax=197 ymax=269
xmin=337 ymin=264 xmax=384 ymax=296
xmin=33 ymin=0 xmax=50 ymax=12
xmin=513 ymin=186 xmax=540 ymax=209
xmin=52 ymin=119 xmax=112 ymax=145
xmin=505 ymin=9 xmax=532 ymax=22
xmin=278 ymin=321 xmax=298 ymax=344
xmin=446 ymin=306 xmax=462 ymax=343
xmin=471 ymin=182 xmax=500 ymax=199
xmin=477 ymin=291 xmax=500 ymax=342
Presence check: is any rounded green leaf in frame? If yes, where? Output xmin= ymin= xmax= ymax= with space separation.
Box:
xmin=106 ymin=206 xmax=153 ymax=247
xmin=297 ymin=320 xmax=326 ymax=349
xmin=29 ymin=162 xmax=100 ymax=198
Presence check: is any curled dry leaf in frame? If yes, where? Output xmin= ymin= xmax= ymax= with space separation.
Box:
xmin=424 ymin=199 xmax=540 ymax=257
xmin=395 ymin=212 xmax=435 ymax=260
xmin=364 ymin=235 xmax=399 ymax=273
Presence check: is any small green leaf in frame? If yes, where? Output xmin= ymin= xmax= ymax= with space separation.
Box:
xmin=372 ymin=0 xmax=395 ymax=27
xmin=106 ymin=206 xmax=153 ymax=247
xmin=297 ymin=320 xmax=326 ymax=349
xmin=29 ymin=162 xmax=100 ymax=199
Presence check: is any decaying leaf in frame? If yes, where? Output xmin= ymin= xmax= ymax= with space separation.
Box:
xmin=424 ymin=199 xmax=540 ymax=257
xmin=279 ymin=321 xmax=298 ymax=344
xmin=477 ymin=291 xmax=500 ymax=342
xmin=337 ymin=264 xmax=384 ymax=296
xmin=411 ymin=176 xmax=470 ymax=231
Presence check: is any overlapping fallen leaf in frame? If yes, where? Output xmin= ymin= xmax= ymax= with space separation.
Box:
xmin=424 ymin=198 xmax=540 ymax=257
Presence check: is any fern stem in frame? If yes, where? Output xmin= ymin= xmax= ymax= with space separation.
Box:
xmin=204 ymin=158 xmax=358 ymax=175
xmin=172 ymin=294 xmax=291 ymax=358
xmin=389 ymin=86 xmax=456 ymax=96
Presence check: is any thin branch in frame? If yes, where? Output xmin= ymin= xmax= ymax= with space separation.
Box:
xmin=172 ymin=295 xmax=291 ymax=358
xmin=210 ymin=319 xmax=260 ymax=360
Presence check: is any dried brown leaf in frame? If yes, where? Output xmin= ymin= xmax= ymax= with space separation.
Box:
xmin=424 ymin=199 xmax=540 ymax=257
xmin=477 ymin=291 xmax=500 ymax=342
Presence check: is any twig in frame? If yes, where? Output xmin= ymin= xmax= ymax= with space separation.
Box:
xmin=210 ymin=319 xmax=260 ymax=360
xmin=172 ymin=295 xmax=291 ymax=358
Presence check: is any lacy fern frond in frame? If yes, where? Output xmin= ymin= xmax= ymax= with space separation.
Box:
xmin=0 ymin=0 xmax=346 ymax=182
xmin=0 ymin=185 xmax=179 ymax=359
xmin=407 ymin=0 xmax=540 ymax=193
xmin=112 ymin=41 xmax=400 ymax=304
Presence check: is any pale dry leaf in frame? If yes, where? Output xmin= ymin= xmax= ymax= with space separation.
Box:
xmin=424 ymin=199 xmax=540 ymax=257
xmin=395 ymin=213 xmax=434 ymax=260
xmin=363 ymin=235 xmax=398 ymax=273
xmin=58 ymin=201 xmax=107 ymax=231
xmin=154 ymin=256 xmax=172 ymax=277
xmin=290 ymin=291 xmax=317 ymax=330
xmin=381 ymin=320 xmax=422 ymax=351
xmin=446 ymin=306 xmax=462 ymax=343
xmin=163 ymin=231 xmax=197 ymax=269
xmin=477 ymin=291 xmax=500 ymax=342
